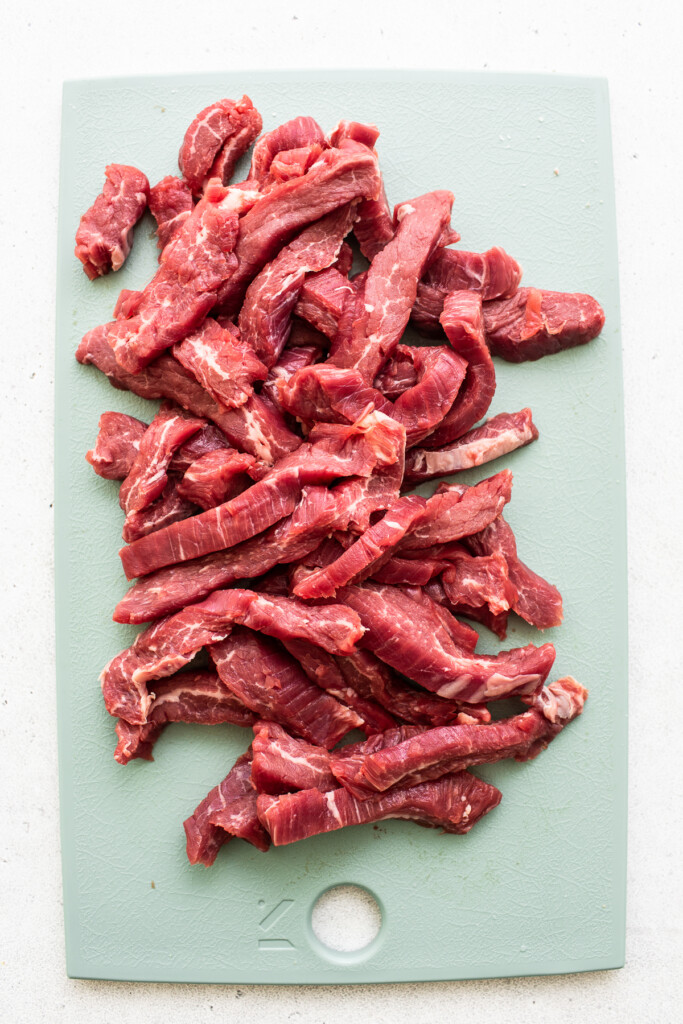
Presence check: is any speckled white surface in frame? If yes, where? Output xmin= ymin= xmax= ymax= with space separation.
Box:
xmin=1 ymin=0 xmax=682 ymax=1020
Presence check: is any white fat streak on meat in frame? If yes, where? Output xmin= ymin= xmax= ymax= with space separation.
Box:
xmin=324 ymin=790 xmax=345 ymax=827
xmin=436 ymin=670 xmax=539 ymax=701
xmin=418 ymin=417 xmax=536 ymax=476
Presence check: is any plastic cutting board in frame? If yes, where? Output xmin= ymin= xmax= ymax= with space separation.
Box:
xmin=55 ymin=71 xmax=627 ymax=983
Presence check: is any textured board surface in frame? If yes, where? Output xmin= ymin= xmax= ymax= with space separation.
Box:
xmin=55 ymin=71 xmax=626 ymax=984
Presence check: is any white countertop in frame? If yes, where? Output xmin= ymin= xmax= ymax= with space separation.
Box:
xmin=2 ymin=1 xmax=682 ymax=1020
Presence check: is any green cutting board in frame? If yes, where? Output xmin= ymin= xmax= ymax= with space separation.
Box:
xmin=55 ymin=71 xmax=626 ymax=983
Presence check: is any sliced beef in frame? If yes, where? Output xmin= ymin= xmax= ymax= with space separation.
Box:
xmin=266 ymin=144 xmax=324 ymax=185
xmin=257 ymin=770 xmax=501 ymax=845
xmin=249 ymin=116 xmax=326 ymax=184
xmin=101 ymin=588 xmax=364 ymax=725
xmin=484 ymin=288 xmax=605 ymax=362
xmin=280 ymin=637 xmax=397 ymax=735
xmin=400 ymin=471 xmax=512 ymax=550
xmin=76 ymin=325 xmax=300 ymax=464
xmin=261 ymin=345 xmax=320 ymax=414
xmin=177 ymin=449 xmax=258 ymax=509
xmin=184 ymin=748 xmax=269 ymax=866
xmin=118 ymin=402 xmax=205 ymax=516
xmin=406 ymin=408 xmax=538 ymax=483
xmin=412 ymin=245 xmax=522 ymax=332
xmin=425 ymin=577 xmax=509 ymax=641
xmin=178 ymin=96 xmax=263 ymax=193
xmin=75 ymin=164 xmax=149 ymax=280
xmin=391 ymin=346 xmax=467 ymax=446
xmin=424 ymin=290 xmax=496 ymax=446
xmin=466 ymin=515 xmax=563 ymax=629
xmin=238 ymin=203 xmax=358 ymax=367
xmin=86 ymin=411 xmax=148 ymax=480
xmin=294 ymin=267 xmax=355 ymax=338
xmin=210 ymin=629 xmax=361 ymax=748
xmin=293 ymin=495 xmax=427 ymax=599
xmin=441 ymin=547 xmax=517 ymax=615
xmin=121 ymin=475 xmax=198 ymax=544
xmin=331 ymin=677 xmax=587 ymax=796
xmin=119 ymin=410 xmax=401 ymax=579
xmin=219 ymin=140 xmax=381 ymax=314
xmin=114 ymin=669 xmax=255 ymax=764
xmin=373 ymin=347 xmax=419 ymax=399
xmin=329 ymin=191 xmax=455 ymax=381
xmin=337 ymin=580 xmax=555 ymax=702
xmin=174 ymin=317 xmax=268 ymax=409
xmin=148 ymin=175 xmax=194 ymax=254
xmin=114 ymin=485 xmax=339 ymax=624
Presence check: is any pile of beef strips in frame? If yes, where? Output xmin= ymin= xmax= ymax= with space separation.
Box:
xmin=75 ymin=95 xmax=602 ymax=863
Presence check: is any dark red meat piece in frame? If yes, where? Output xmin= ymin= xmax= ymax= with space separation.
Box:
xmin=119 ymin=403 xmax=205 ymax=516
xmin=178 ymin=96 xmax=263 ymax=193
xmin=121 ymin=475 xmax=198 ymax=544
xmin=75 ymin=164 xmax=149 ymax=280
xmin=184 ymin=749 xmax=269 ymax=866
xmin=238 ymin=204 xmax=357 ymax=368
xmin=148 ymin=175 xmax=194 ymax=254
xmin=484 ymin=288 xmax=605 ymax=362
xmin=331 ymin=677 xmax=587 ymax=796
xmin=114 ymin=485 xmax=339 ymax=624
xmin=76 ymin=326 xmax=300 ymax=464
xmin=249 ymin=117 xmax=326 ymax=184
xmin=177 ymin=449 xmax=257 ymax=509
xmin=169 ymin=424 xmax=231 ymax=475
xmin=267 ymin=143 xmax=324 ymax=185
xmin=412 ymin=245 xmax=523 ymax=332
xmin=373 ymin=347 xmax=419 ymax=400
xmin=400 ymin=471 xmax=512 ymax=550
xmin=261 ymin=345 xmax=320 ymax=414
xmin=257 ymin=770 xmax=501 ymax=845
xmin=86 ymin=411 xmax=148 ymax=480
xmin=425 ymin=577 xmax=509 ymax=641
xmin=466 ymin=515 xmax=564 ymax=629
xmin=174 ymin=317 xmax=268 ymax=409
xmin=294 ymin=267 xmax=355 ymax=338
xmin=329 ymin=191 xmax=455 ymax=381
xmin=337 ymin=580 xmax=555 ymax=701
xmin=441 ymin=547 xmax=517 ymax=615
xmin=406 ymin=408 xmax=538 ymax=483
xmin=210 ymin=629 xmax=361 ymax=748
xmin=113 ymin=669 xmax=256 ymax=764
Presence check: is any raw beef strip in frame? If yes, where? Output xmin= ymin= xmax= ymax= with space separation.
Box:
xmin=400 ymin=471 xmax=512 ymax=550
xmin=424 ymin=290 xmax=496 ymax=447
xmin=412 ymin=246 xmax=523 ymax=332
xmin=391 ymin=346 xmax=468 ymax=446
xmin=371 ymin=555 xmax=445 ymax=586
xmin=169 ymin=424 xmax=231 ymax=474
xmin=331 ymin=677 xmax=586 ymax=797
xmin=148 ymin=175 xmax=194 ymax=254
xmin=76 ymin=326 xmax=300 ymax=464
xmin=328 ymin=191 xmax=455 ymax=381
xmin=119 ymin=403 xmax=205 ymax=515
xmin=373 ymin=347 xmax=419 ymax=399
xmin=107 ymin=180 xmax=257 ymax=373
xmin=484 ymin=288 xmax=605 ymax=362
xmin=251 ymin=721 xmax=422 ymax=796
xmin=267 ymin=143 xmax=324 ymax=185
xmin=86 ymin=411 xmax=147 ymax=480
xmin=113 ymin=289 xmax=144 ymax=320
xmin=74 ymin=164 xmax=149 ymax=280
xmin=219 ymin=140 xmax=381 ymax=315
xmin=257 ymin=770 xmax=501 ymax=846
xmin=184 ymin=749 xmax=270 ymax=866
xmin=277 ymin=364 xmax=390 ymax=426
xmin=293 ymin=495 xmax=427 ymax=599
xmin=178 ymin=96 xmax=262 ymax=193
xmin=326 ymin=119 xmax=394 ymax=261
xmin=177 ymin=449 xmax=258 ymax=509
xmin=251 ymin=720 xmax=339 ymax=794
xmin=406 ymin=409 xmax=538 ymax=483
xmin=102 ymin=587 xmax=364 ymax=724
xmin=174 ymin=317 xmax=268 ymax=409
xmin=210 ymin=629 xmax=361 ymax=748
xmin=114 ymin=669 xmax=255 ymax=764
xmin=280 ymin=638 xmax=396 ymax=735
xmin=333 ymin=241 xmax=353 ymax=277
xmin=337 ymin=581 xmax=555 ymax=701
xmin=466 ymin=515 xmax=563 ymax=629
xmin=327 ymin=120 xmax=380 ymax=149
xmin=249 ymin=116 xmax=326 ymax=184
xmin=239 ymin=204 xmax=358 ymax=367
xmin=294 ymin=267 xmax=355 ymax=338
xmin=441 ymin=549 xmax=516 ymax=615
xmin=121 ymin=476 xmax=198 ymax=543
xmin=396 ymin=583 xmax=480 ymax=652
xmin=335 ymin=649 xmax=490 ymax=729
xmin=261 ymin=345 xmax=319 ymax=414
xmin=119 ymin=410 xmax=401 ymax=579
xmin=114 ymin=486 xmax=339 ymax=623
xmin=425 ymin=577 xmax=509 ymax=640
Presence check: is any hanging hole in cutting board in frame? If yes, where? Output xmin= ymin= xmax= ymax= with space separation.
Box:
xmin=311 ymin=885 xmax=383 ymax=953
